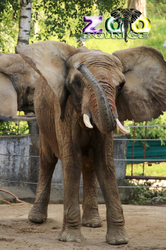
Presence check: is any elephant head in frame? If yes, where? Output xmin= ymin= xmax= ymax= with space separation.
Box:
xmin=0 ymin=53 xmax=40 ymax=121
xmin=17 ymin=41 xmax=128 ymax=134
xmin=17 ymin=41 xmax=166 ymax=133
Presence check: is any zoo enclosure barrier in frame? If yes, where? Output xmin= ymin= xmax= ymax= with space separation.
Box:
xmin=122 ymin=122 xmax=166 ymax=181
xmin=0 ymin=122 xmax=166 ymax=198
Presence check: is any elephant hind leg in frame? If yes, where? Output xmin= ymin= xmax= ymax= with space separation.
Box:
xmin=82 ymin=153 xmax=102 ymax=228
xmin=29 ymin=134 xmax=57 ymax=223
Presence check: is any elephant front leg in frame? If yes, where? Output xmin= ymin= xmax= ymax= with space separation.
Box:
xmin=82 ymin=159 xmax=102 ymax=228
xmin=94 ymin=136 xmax=129 ymax=245
xmin=58 ymin=153 xmax=84 ymax=243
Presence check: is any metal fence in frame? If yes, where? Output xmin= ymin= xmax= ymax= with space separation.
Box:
xmin=123 ymin=122 xmax=166 ymax=181
xmin=0 ymin=122 xmax=166 ymax=193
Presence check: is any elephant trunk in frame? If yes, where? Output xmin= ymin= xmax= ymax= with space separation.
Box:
xmin=123 ymin=18 xmax=129 ymax=43
xmin=77 ymin=63 xmax=116 ymax=134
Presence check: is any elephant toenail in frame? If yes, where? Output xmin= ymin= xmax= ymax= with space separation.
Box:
xmin=125 ymin=237 xmax=129 ymax=243
xmin=76 ymin=239 xmax=81 ymax=243
xmin=118 ymin=239 xmax=124 ymax=244
xmin=67 ymin=238 xmax=74 ymax=242
xmin=92 ymin=223 xmax=98 ymax=227
xmin=110 ymin=240 xmax=116 ymax=244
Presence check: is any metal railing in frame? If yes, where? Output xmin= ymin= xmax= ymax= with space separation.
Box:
xmin=0 ymin=122 xmax=166 ymax=185
xmin=123 ymin=122 xmax=166 ymax=180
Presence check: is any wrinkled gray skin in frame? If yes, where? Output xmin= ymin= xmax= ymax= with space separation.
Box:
xmin=0 ymin=53 xmax=39 ymax=122
xmin=17 ymin=41 xmax=166 ymax=245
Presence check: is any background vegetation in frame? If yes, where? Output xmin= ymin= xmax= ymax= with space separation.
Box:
xmin=126 ymin=162 xmax=166 ymax=176
xmin=127 ymin=179 xmax=166 ymax=205
xmin=0 ymin=112 xmax=29 ymax=136
xmin=126 ymin=113 xmax=166 ymax=142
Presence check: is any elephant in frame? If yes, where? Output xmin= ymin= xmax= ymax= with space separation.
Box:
xmin=17 ymin=41 xmax=166 ymax=245
xmin=0 ymin=52 xmax=40 ymax=122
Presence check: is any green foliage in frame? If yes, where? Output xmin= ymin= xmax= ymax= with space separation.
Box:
xmin=0 ymin=1 xmax=19 ymax=53
xmin=0 ymin=121 xmax=29 ymax=136
xmin=0 ymin=112 xmax=29 ymax=136
xmin=125 ymin=112 xmax=166 ymax=143
xmin=37 ymin=0 xmax=93 ymax=43
xmin=94 ymin=0 xmax=125 ymax=14
xmin=0 ymin=0 xmax=20 ymax=18
xmin=126 ymin=163 xmax=166 ymax=205
xmin=127 ymin=180 xmax=166 ymax=205
xmin=1 ymin=0 xmax=166 ymax=52
xmin=149 ymin=0 xmax=166 ymax=2
xmin=148 ymin=0 xmax=166 ymax=17
xmin=0 ymin=0 xmax=9 ymax=14
xmin=31 ymin=0 xmax=124 ymax=44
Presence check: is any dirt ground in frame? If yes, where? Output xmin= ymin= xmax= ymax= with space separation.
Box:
xmin=0 ymin=204 xmax=166 ymax=250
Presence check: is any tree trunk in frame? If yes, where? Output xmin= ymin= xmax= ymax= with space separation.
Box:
xmin=17 ymin=0 xmax=32 ymax=47
xmin=128 ymin=0 xmax=146 ymax=17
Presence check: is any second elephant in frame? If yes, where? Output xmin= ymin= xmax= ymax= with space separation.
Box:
xmin=0 ymin=53 xmax=39 ymax=121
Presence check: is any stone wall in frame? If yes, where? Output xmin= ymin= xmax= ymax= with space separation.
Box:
xmin=0 ymin=134 xmax=132 ymax=204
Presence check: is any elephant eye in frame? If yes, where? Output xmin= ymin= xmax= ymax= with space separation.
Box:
xmin=74 ymin=79 xmax=82 ymax=88
xmin=117 ymin=81 xmax=125 ymax=93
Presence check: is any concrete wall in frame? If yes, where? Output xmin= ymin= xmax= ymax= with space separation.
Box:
xmin=0 ymin=136 xmax=31 ymax=183
xmin=0 ymin=134 xmax=132 ymax=204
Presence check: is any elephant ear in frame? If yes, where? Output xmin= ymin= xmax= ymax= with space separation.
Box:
xmin=113 ymin=46 xmax=166 ymax=122
xmin=17 ymin=41 xmax=77 ymax=120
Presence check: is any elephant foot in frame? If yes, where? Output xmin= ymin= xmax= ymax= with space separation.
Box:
xmin=82 ymin=210 xmax=103 ymax=228
xmin=106 ymin=225 xmax=129 ymax=245
xmin=58 ymin=228 xmax=84 ymax=243
xmin=28 ymin=206 xmax=47 ymax=223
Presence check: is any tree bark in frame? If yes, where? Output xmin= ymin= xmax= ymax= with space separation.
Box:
xmin=17 ymin=0 xmax=32 ymax=47
xmin=128 ymin=0 xmax=146 ymax=17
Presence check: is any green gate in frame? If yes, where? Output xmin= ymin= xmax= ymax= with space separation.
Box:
xmin=126 ymin=140 xmax=166 ymax=164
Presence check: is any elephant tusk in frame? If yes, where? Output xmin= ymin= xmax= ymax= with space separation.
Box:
xmin=83 ymin=114 xmax=93 ymax=129
xmin=116 ymin=118 xmax=130 ymax=134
